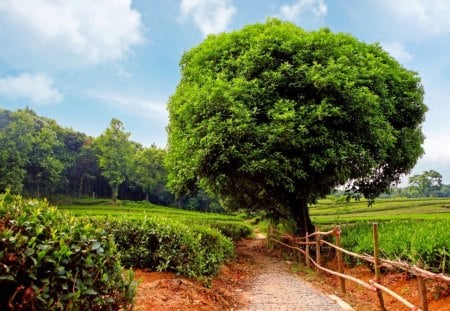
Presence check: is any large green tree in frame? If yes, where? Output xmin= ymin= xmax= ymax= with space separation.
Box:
xmin=95 ymin=118 xmax=134 ymax=203
xmin=166 ymin=19 xmax=427 ymax=235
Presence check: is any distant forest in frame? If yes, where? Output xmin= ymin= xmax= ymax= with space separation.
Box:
xmin=0 ymin=108 xmax=223 ymax=212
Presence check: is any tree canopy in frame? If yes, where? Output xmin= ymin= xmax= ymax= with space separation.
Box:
xmin=166 ymin=19 xmax=427 ymax=235
xmin=95 ymin=118 xmax=134 ymax=203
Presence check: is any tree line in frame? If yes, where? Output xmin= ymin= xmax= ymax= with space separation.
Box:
xmin=393 ymin=170 xmax=450 ymax=198
xmin=0 ymin=108 xmax=223 ymax=212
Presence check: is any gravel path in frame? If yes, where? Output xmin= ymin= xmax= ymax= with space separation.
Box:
xmin=238 ymin=237 xmax=346 ymax=311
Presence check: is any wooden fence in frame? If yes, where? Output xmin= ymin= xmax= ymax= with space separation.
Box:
xmin=267 ymin=224 xmax=450 ymax=311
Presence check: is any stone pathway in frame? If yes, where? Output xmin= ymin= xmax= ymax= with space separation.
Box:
xmin=238 ymin=237 xmax=349 ymax=311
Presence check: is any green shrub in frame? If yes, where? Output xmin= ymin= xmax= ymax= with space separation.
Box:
xmin=0 ymin=193 xmax=136 ymax=310
xmin=90 ymin=216 xmax=234 ymax=280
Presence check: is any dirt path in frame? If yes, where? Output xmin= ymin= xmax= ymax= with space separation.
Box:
xmin=236 ymin=237 xmax=346 ymax=311
xmin=134 ymin=231 xmax=450 ymax=310
xmin=134 ymin=235 xmax=352 ymax=310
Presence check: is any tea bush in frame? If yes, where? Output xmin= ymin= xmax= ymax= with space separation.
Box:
xmin=89 ymin=216 xmax=234 ymax=279
xmin=341 ymin=220 xmax=450 ymax=273
xmin=0 ymin=193 xmax=136 ymax=310
xmin=192 ymin=220 xmax=252 ymax=241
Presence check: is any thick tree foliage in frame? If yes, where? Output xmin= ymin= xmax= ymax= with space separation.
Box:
xmin=131 ymin=146 xmax=168 ymax=201
xmin=166 ymin=19 xmax=427 ymax=235
xmin=95 ymin=118 xmax=134 ymax=203
xmin=0 ymin=109 xmax=65 ymax=196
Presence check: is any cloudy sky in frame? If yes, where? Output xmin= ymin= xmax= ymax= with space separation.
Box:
xmin=1 ymin=0 xmax=450 ymax=183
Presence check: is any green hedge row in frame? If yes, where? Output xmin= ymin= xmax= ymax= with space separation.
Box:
xmin=88 ymin=216 xmax=235 ymax=280
xmin=192 ymin=220 xmax=252 ymax=241
xmin=0 ymin=193 xmax=136 ymax=310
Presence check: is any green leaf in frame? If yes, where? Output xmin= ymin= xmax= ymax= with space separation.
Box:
xmin=83 ymin=289 xmax=98 ymax=295
xmin=90 ymin=240 xmax=101 ymax=251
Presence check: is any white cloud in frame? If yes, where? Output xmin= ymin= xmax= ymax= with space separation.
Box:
xmin=180 ymin=0 xmax=236 ymax=36
xmin=278 ymin=0 xmax=327 ymax=22
xmin=381 ymin=0 xmax=450 ymax=37
xmin=0 ymin=0 xmax=143 ymax=65
xmin=381 ymin=41 xmax=414 ymax=63
xmin=0 ymin=73 xmax=63 ymax=104
xmin=93 ymin=92 xmax=167 ymax=119
xmin=422 ymin=134 xmax=450 ymax=163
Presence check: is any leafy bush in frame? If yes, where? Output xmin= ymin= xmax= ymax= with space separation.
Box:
xmin=90 ymin=216 xmax=234 ymax=280
xmin=0 ymin=193 xmax=136 ymax=310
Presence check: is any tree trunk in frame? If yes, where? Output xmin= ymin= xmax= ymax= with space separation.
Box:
xmin=291 ymin=199 xmax=315 ymax=237
xmin=112 ymin=186 xmax=119 ymax=204
xmin=79 ymin=173 xmax=86 ymax=198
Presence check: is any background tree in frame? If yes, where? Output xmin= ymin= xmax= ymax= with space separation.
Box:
xmin=131 ymin=145 xmax=168 ymax=202
xmin=95 ymin=118 xmax=134 ymax=203
xmin=24 ymin=124 xmax=64 ymax=197
xmin=66 ymin=137 xmax=109 ymax=198
xmin=0 ymin=109 xmax=66 ymax=197
xmin=0 ymin=109 xmax=34 ymax=193
xmin=166 ymin=19 xmax=427 ymax=235
xmin=408 ymin=170 xmax=443 ymax=197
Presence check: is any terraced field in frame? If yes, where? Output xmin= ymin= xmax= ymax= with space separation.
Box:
xmin=310 ymin=197 xmax=450 ymax=224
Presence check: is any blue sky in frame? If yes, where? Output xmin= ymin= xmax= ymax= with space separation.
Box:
xmin=1 ymin=0 xmax=450 ymax=183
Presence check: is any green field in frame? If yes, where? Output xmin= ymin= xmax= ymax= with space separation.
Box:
xmin=59 ymin=200 xmax=239 ymax=220
xmin=310 ymin=197 xmax=450 ymax=224
xmin=307 ymin=197 xmax=450 ymax=274
xmin=57 ymin=197 xmax=450 ymax=274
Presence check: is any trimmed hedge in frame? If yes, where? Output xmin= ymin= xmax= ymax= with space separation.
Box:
xmin=0 ymin=193 xmax=136 ymax=310
xmin=89 ymin=216 xmax=235 ymax=280
xmin=198 ymin=220 xmax=252 ymax=241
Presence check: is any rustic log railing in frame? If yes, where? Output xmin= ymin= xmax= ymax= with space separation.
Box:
xmin=267 ymin=223 xmax=450 ymax=311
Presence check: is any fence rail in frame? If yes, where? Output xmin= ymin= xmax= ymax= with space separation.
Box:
xmin=267 ymin=224 xmax=450 ymax=311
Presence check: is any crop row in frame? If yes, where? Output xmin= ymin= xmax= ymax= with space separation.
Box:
xmin=85 ymin=215 xmax=236 ymax=280
xmin=59 ymin=200 xmax=243 ymax=222
xmin=59 ymin=200 xmax=252 ymax=241
xmin=340 ymin=220 xmax=450 ymax=274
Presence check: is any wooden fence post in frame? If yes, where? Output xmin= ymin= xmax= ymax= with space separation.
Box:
xmin=417 ymin=260 xmax=429 ymax=311
xmin=373 ymin=223 xmax=386 ymax=311
xmin=306 ymin=231 xmax=310 ymax=268
xmin=335 ymin=225 xmax=346 ymax=294
xmin=315 ymin=225 xmax=321 ymax=276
